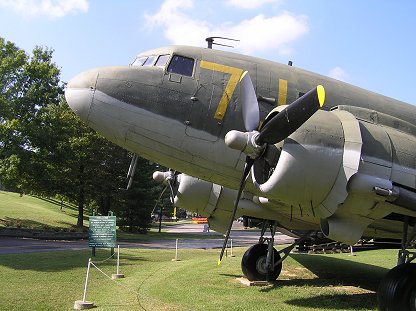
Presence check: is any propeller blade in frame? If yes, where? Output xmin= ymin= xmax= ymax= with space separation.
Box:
xmin=240 ymin=71 xmax=260 ymax=131
xmin=218 ymin=157 xmax=255 ymax=265
xmin=167 ymin=179 xmax=176 ymax=204
xmin=256 ymin=85 xmax=325 ymax=145
xmin=126 ymin=154 xmax=139 ymax=189
xmin=152 ymin=185 xmax=168 ymax=215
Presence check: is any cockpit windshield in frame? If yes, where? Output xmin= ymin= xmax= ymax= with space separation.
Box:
xmin=155 ymin=55 xmax=170 ymax=67
xmin=131 ymin=54 xmax=170 ymax=68
xmin=131 ymin=56 xmax=148 ymax=66
xmin=131 ymin=53 xmax=195 ymax=77
xmin=142 ymin=56 xmax=157 ymax=66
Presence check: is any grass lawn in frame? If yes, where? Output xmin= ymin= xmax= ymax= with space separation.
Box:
xmin=0 ymin=246 xmax=398 ymax=311
xmin=0 ymin=191 xmax=220 ymax=240
xmin=0 ymin=191 xmax=83 ymax=230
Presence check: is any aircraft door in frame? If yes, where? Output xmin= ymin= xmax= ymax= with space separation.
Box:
xmin=161 ymin=55 xmax=198 ymax=127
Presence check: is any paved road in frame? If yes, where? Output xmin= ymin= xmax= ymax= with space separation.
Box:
xmin=0 ymin=222 xmax=295 ymax=255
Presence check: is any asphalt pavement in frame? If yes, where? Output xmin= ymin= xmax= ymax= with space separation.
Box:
xmin=0 ymin=222 xmax=295 ymax=255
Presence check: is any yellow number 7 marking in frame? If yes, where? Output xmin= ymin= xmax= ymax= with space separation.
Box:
xmin=200 ymin=60 xmax=243 ymax=120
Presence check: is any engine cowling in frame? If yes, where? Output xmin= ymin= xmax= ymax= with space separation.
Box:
xmin=250 ymin=108 xmax=368 ymax=243
xmin=173 ymin=174 xmax=276 ymax=233
xmin=251 ymin=105 xmax=416 ymax=244
xmin=251 ymin=109 xmax=353 ymax=216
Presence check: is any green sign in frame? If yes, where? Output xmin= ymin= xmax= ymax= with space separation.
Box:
xmin=89 ymin=216 xmax=117 ymax=248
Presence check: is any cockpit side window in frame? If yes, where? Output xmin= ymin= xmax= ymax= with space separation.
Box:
xmin=167 ymin=55 xmax=195 ymax=77
xmin=155 ymin=54 xmax=170 ymax=67
xmin=143 ymin=55 xmax=157 ymax=66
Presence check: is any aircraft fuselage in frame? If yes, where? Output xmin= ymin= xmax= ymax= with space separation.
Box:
xmin=66 ymin=45 xmax=416 ymax=240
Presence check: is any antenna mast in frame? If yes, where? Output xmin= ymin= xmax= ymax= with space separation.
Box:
xmin=205 ymin=37 xmax=240 ymax=49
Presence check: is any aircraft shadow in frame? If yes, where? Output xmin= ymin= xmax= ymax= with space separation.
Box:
xmin=288 ymin=253 xmax=388 ymax=291
xmin=260 ymin=252 xmax=389 ymax=309
xmin=284 ymin=292 xmax=376 ymax=310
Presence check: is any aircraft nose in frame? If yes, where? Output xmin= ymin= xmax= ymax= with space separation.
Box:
xmin=65 ymin=69 xmax=99 ymax=123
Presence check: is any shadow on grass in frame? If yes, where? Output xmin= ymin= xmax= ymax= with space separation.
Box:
xmin=285 ymin=293 xmax=376 ymax=310
xmin=0 ymin=250 xmax=149 ymax=272
xmin=0 ymin=217 xmax=86 ymax=231
xmin=289 ymin=253 xmax=388 ymax=291
xmin=257 ymin=253 xmax=389 ymax=309
xmin=1 ymin=217 xmax=60 ymax=230
xmin=31 ymin=195 xmax=77 ymax=210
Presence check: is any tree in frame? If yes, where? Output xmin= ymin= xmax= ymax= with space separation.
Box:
xmin=115 ymin=156 xmax=161 ymax=233
xmin=0 ymin=36 xmax=159 ymax=231
xmin=0 ymin=37 xmax=63 ymax=193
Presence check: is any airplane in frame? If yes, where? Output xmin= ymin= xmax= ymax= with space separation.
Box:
xmin=65 ymin=41 xmax=416 ymax=310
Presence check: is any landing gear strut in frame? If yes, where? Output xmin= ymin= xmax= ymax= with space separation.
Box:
xmin=378 ymin=216 xmax=416 ymax=311
xmin=241 ymin=221 xmax=309 ymax=282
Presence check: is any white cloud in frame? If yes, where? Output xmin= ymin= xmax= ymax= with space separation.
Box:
xmin=0 ymin=0 xmax=89 ymax=18
xmin=226 ymin=0 xmax=282 ymax=10
xmin=227 ymin=13 xmax=308 ymax=55
xmin=145 ymin=0 xmax=210 ymax=48
xmin=145 ymin=0 xmax=308 ymax=56
xmin=329 ymin=66 xmax=348 ymax=81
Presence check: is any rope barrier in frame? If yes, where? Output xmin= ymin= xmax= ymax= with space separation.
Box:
xmin=77 ymin=242 xmax=194 ymax=311
xmin=88 ymin=254 xmax=154 ymax=311
xmin=77 ymin=246 xmax=147 ymax=310
xmin=90 ymin=252 xmax=116 ymax=264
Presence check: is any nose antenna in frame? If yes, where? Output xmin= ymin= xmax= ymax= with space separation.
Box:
xmin=205 ymin=37 xmax=240 ymax=49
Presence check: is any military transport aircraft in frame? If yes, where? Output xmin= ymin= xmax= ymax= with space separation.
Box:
xmin=65 ymin=43 xmax=416 ymax=310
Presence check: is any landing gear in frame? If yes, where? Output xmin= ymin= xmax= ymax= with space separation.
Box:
xmin=378 ymin=263 xmax=416 ymax=311
xmin=241 ymin=221 xmax=309 ymax=282
xmin=241 ymin=244 xmax=282 ymax=281
xmin=378 ymin=216 xmax=416 ymax=311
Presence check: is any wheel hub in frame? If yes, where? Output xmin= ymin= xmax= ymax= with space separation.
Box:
xmin=255 ymin=255 xmax=268 ymax=275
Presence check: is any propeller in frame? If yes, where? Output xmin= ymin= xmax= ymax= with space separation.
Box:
xmin=218 ymin=71 xmax=325 ymax=264
xmin=152 ymin=170 xmax=179 ymax=232
xmin=153 ymin=170 xmax=178 ymax=204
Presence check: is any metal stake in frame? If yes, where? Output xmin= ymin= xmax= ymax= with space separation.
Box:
xmin=82 ymin=259 xmax=92 ymax=302
xmin=116 ymin=245 xmax=120 ymax=275
xmin=175 ymin=239 xmax=178 ymax=260
xmin=172 ymin=239 xmax=180 ymax=261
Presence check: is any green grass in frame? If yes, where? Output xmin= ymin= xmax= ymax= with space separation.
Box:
xmin=0 ymin=247 xmax=398 ymax=311
xmin=0 ymin=191 xmax=218 ymax=240
xmin=0 ymin=191 xmax=83 ymax=230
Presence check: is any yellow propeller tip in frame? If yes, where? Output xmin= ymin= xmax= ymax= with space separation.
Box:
xmin=317 ymin=85 xmax=325 ymax=107
xmin=218 ymin=259 xmax=222 ymax=266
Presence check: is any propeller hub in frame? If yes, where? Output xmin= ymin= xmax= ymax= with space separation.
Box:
xmin=225 ymin=130 xmax=264 ymax=158
xmin=152 ymin=171 xmax=174 ymax=184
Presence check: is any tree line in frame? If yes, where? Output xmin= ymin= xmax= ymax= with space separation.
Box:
xmin=0 ymin=37 xmax=167 ymax=232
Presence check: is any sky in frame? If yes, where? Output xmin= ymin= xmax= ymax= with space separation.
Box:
xmin=0 ymin=0 xmax=415 ymax=104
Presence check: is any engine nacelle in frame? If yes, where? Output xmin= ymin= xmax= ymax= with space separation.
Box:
xmin=251 ymin=109 xmax=353 ymax=218
xmin=251 ymin=105 xmax=416 ymax=244
xmin=174 ymin=174 xmax=275 ymax=233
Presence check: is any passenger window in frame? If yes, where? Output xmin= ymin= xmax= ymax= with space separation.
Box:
xmin=167 ymin=55 xmax=195 ymax=77
xmin=143 ymin=56 xmax=157 ymax=66
xmin=155 ymin=54 xmax=170 ymax=67
xmin=132 ymin=56 xmax=148 ymax=66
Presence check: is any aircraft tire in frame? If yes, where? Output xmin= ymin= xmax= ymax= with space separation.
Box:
xmin=241 ymin=243 xmax=282 ymax=281
xmin=377 ymin=263 xmax=416 ymax=311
